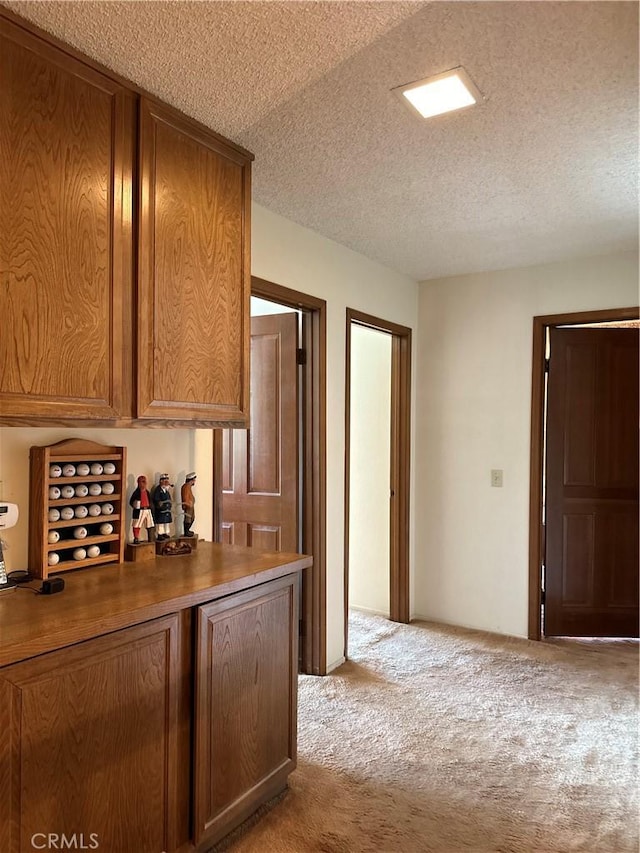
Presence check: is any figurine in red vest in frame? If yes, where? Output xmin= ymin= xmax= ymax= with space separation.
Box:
xmin=129 ymin=474 xmax=155 ymax=544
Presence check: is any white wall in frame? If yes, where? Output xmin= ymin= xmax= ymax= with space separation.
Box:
xmin=348 ymin=325 xmax=391 ymax=616
xmin=252 ymin=202 xmax=419 ymax=668
xmin=250 ymin=296 xmax=292 ymax=316
xmin=414 ymin=250 xmax=639 ymax=638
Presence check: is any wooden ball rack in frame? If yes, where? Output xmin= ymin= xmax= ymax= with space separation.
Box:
xmin=29 ymin=438 xmax=127 ymax=579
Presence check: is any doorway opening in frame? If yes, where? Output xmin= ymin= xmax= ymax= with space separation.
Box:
xmin=213 ymin=277 xmax=327 ymax=675
xmin=344 ymin=309 xmax=411 ymax=660
xmin=528 ymin=306 xmax=639 ymax=640
xmin=348 ymin=324 xmax=392 ymax=619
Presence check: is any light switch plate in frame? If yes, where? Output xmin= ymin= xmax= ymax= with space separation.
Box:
xmin=491 ymin=469 xmax=503 ymax=487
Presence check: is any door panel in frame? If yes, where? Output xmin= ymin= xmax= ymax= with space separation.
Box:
xmin=222 ymin=313 xmax=298 ymax=552
xmin=249 ymin=332 xmax=282 ymax=494
xmin=545 ymin=327 xmax=639 ymax=637
xmin=247 ymin=524 xmax=281 ymax=550
xmin=221 ymin=522 xmax=235 ymax=544
xmin=600 ymin=508 xmax=638 ymax=606
xmin=563 ymin=343 xmax=596 ymax=485
xmin=222 ymin=437 xmax=234 ymax=492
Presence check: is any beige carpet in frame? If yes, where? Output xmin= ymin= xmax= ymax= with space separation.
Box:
xmin=227 ymin=611 xmax=639 ymax=853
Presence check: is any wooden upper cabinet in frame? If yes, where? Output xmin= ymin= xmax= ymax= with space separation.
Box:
xmin=0 ymin=18 xmax=134 ymax=419
xmin=137 ymin=98 xmax=251 ymax=423
xmin=1 ymin=11 xmax=252 ymax=426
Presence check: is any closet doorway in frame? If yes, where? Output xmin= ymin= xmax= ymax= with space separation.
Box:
xmin=344 ymin=310 xmax=411 ymax=659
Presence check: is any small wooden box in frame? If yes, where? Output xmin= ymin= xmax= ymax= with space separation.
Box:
xmin=125 ymin=542 xmax=156 ymax=563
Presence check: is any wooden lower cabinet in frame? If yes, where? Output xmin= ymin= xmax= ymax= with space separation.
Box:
xmin=0 ymin=568 xmax=300 ymax=852
xmin=0 ymin=614 xmax=184 ymax=853
xmin=194 ymin=574 xmax=299 ymax=847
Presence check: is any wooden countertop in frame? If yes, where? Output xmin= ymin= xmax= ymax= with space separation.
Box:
xmin=0 ymin=542 xmax=311 ymax=667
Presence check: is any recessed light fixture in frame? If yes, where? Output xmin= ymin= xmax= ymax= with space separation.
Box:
xmin=393 ymin=67 xmax=483 ymax=119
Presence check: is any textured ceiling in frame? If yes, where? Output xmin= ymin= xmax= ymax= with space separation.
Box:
xmin=3 ymin=1 xmax=638 ymax=281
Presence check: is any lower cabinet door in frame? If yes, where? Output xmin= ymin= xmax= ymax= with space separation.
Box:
xmin=193 ymin=573 xmax=299 ymax=847
xmin=0 ymin=614 xmax=183 ymax=853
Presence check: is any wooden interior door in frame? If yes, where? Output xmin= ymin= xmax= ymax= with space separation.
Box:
xmin=545 ymin=327 xmax=639 ymax=637
xmin=221 ymin=313 xmax=298 ymax=551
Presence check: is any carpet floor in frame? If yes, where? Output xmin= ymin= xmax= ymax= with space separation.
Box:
xmin=226 ymin=611 xmax=639 ymax=853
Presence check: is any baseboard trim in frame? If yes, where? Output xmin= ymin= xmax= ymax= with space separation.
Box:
xmin=350 ymin=605 xmax=391 ymax=618
xmin=411 ymin=613 xmax=528 ymax=642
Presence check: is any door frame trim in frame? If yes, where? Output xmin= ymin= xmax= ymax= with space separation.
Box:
xmin=528 ymin=305 xmax=639 ymax=640
xmin=214 ymin=277 xmax=327 ymax=675
xmin=344 ymin=309 xmax=411 ymax=657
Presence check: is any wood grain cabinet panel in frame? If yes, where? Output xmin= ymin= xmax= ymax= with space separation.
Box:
xmin=0 ymin=18 xmax=134 ymax=419
xmin=137 ymin=98 xmax=251 ymax=423
xmin=194 ymin=574 xmax=299 ymax=847
xmin=0 ymin=615 xmax=183 ymax=853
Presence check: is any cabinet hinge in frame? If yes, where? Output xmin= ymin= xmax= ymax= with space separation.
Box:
xmin=540 ymin=589 xmax=546 ymax=605
xmin=297 ymin=348 xmax=307 ymax=366
xmin=544 ymin=357 xmax=550 ymax=374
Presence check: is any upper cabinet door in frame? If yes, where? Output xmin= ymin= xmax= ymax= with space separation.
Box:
xmin=0 ymin=19 xmax=134 ymax=419
xmin=137 ymin=98 xmax=251 ymax=424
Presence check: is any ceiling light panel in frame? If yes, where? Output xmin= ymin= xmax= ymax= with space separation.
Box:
xmin=394 ymin=67 xmax=483 ymax=119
